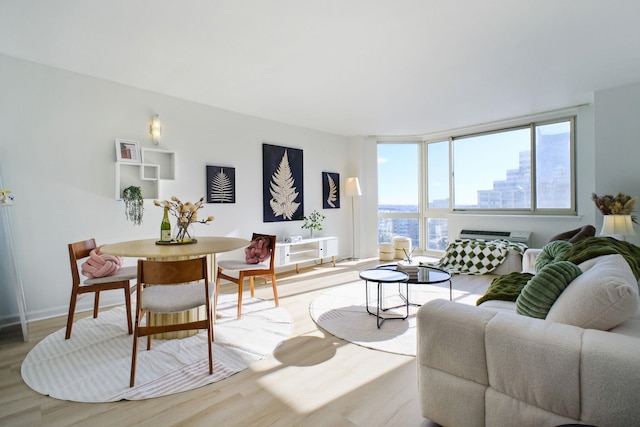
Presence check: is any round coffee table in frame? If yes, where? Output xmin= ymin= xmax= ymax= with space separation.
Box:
xmin=359 ymin=268 xmax=410 ymax=328
xmin=378 ymin=264 xmax=453 ymax=302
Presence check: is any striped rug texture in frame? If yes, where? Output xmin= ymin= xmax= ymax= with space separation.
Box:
xmin=309 ymin=275 xmax=490 ymax=356
xmin=21 ymin=295 xmax=292 ymax=402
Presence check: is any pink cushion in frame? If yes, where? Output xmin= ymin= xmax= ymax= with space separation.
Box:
xmin=81 ymin=246 xmax=124 ymax=278
xmin=245 ymin=236 xmax=271 ymax=264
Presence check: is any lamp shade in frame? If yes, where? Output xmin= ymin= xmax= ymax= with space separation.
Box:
xmin=600 ymin=215 xmax=636 ymax=238
xmin=345 ymin=177 xmax=362 ymax=197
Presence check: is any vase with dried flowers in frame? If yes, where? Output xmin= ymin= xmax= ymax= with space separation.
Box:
xmin=591 ymin=192 xmax=637 ymax=219
xmin=154 ymin=196 xmax=214 ymax=243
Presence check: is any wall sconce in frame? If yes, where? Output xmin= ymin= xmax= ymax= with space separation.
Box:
xmin=150 ymin=114 xmax=162 ymax=145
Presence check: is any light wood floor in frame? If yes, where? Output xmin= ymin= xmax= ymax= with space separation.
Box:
xmin=0 ymin=258 xmax=491 ymax=427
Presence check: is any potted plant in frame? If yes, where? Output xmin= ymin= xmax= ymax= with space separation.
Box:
xmin=122 ymin=185 xmax=144 ymax=225
xmin=301 ymin=209 xmax=326 ymax=238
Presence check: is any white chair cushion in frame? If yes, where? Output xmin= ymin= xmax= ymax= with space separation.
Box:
xmin=83 ymin=265 xmax=137 ymax=285
xmin=218 ymin=258 xmax=270 ymax=271
xmin=141 ymin=283 xmax=211 ymax=313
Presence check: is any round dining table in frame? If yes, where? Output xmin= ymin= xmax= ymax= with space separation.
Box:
xmin=102 ymin=236 xmax=250 ymax=339
xmin=102 ymin=236 xmax=249 ymax=260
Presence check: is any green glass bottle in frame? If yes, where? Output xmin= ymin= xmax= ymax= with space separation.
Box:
xmin=160 ymin=206 xmax=171 ymax=242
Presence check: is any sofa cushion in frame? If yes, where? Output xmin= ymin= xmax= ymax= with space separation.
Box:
xmin=515 ymin=261 xmax=582 ymax=319
xmin=534 ymin=240 xmax=572 ymax=272
xmin=546 ymin=254 xmax=640 ymax=330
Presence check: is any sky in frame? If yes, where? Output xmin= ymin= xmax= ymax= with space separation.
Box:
xmin=377 ymin=130 xmax=530 ymax=206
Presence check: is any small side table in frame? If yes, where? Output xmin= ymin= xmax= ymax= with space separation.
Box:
xmin=359 ymin=268 xmax=410 ymax=328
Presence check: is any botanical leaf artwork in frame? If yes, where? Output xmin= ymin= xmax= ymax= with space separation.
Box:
xmin=206 ymin=165 xmax=236 ymax=203
xmin=326 ymin=173 xmax=337 ymax=208
xmin=269 ymin=150 xmax=300 ymax=220
xmin=322 ymin=171 xmax=340 ymax=209
xmin=210 ymin=169 xmax=233 ymax=202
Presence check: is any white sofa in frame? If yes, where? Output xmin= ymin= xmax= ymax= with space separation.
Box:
xmin=417 ymin=249 xmax=640 ymax=427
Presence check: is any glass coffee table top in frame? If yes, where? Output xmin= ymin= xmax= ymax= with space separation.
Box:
xmin=377 ymin=264 xmax=453 ymax=299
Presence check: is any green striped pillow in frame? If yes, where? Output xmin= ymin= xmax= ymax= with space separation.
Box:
xmin=516 ymin=261 xmax=582 ymax=319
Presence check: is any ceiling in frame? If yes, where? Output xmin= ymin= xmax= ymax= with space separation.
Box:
xmin=2 ymin=1 xmax=640 ymax=137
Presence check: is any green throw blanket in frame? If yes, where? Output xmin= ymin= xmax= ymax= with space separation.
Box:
xmin=476 ymin=272 xmax=534 ymax=305
xmin=476 ymin=236 xmax=640 ymax=305
xmin=561 ymin=236 xmax=640 ymax=279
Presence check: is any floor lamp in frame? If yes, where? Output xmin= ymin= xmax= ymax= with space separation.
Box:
xmin=345 ymin=177 xmax=362 ymax=260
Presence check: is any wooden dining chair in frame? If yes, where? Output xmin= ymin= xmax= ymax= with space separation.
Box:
xmin=66 ymin=238 xmax=137 ymax=339
xmin=130 ymin=257 xmax=214 ymax=387
xmin=216 ymin=233 xmax=278 ymax=319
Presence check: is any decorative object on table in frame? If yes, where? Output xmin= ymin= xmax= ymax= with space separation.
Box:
xmin=149 ymin=114 xmax=162 ymax=145
xmin=0 ymin=189 xmax=13 ymax=204
xmin=322 ymin=172 xmax=340 ymax=209
xmin=591 ymin=192 xmax=637 ymax=239
xmin=114 ymin=138 xmax=141 ymax=163
xmin=402 ymin=247 xmax=415 ymax=264
xmin=284 ymin=235 xmax=303 ymax=243
xmin=159 ymin=205 xmax=171 ymax=242
xmin=153 ymin=196 xmax=214 ymax=243
xmin=301 ymin=209 xmax=326 ymax=238
xmin=345 ymin=176 xmax=362 ymax=259
xmin=122 ymin=185 xmax=143 ymax=225
xmin=262 ymin=143 xmax=303 ymax=222
xmin=206 ymin=165 xmax=236 ymax=203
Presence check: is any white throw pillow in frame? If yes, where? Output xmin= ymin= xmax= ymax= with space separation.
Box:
xmin=546 ymin=254 xmax=640 ymax=330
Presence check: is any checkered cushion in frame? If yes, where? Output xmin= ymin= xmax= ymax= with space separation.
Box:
xmin=433 ymin=239 xmax=528 ymax=275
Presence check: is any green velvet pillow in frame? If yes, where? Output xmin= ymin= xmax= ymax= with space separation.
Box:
xmin=516 ymin=261 xmax=582 ymax=319
xmin=534 ymin=240 xmax=573 ymax=272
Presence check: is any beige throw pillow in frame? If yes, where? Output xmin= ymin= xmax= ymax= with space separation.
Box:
xmin=546 ymin=254 xmax=640 ymax=330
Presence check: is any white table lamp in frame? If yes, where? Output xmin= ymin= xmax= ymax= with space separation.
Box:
xmin=600 ymin=215 xmax=636 ymax=240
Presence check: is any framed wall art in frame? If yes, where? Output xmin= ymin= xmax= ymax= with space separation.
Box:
xmin=115 ymin=139 xmax=141 ymax=163
xmin=262 ymin=143 xmax=304 ymax=222
xmin=322 ymin=172 xmax=340 ymax=208
xmin=206 ymin=165 xmax=236 ymax=203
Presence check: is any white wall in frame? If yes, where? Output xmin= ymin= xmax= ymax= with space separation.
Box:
xmin=594 ymin=81 xmax=640 ymax=245
xmin=0 ymin=54 xmax=354 ymax=325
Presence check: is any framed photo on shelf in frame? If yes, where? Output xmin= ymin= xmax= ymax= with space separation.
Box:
xmin=115 ymin=139 xmax=141 ymax=163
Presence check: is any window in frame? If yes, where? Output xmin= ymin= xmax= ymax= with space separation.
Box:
xmin=377 ymin=116 xmax=575 ymax=252
xmin=453 ymin=127 xmax=531 ymax=209
xmin=453 ymin=119 xmax=573 ymax=211
xmin=377 ymin=143 xmax=420 ymax=248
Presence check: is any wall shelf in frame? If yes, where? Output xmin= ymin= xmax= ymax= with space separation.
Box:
xmin=115 ymin=148 xmax=175 ymax=200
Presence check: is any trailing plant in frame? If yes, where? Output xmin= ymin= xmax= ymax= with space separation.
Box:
xmin=122 ymin=185 xmax=144 ymax=226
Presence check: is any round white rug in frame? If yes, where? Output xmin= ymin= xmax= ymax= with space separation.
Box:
xmin=21 ymin=295 xmax=292 ymax=402
xmin=310 ymin=276 xmax=487 ymax=356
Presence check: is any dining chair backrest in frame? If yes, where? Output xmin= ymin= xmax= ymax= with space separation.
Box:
xmin=131 ymin=256 xmax=213 ymax=387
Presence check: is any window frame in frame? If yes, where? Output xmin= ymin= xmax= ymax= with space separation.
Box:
xmin=376 ymin=113 xmax=577 ymax=251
